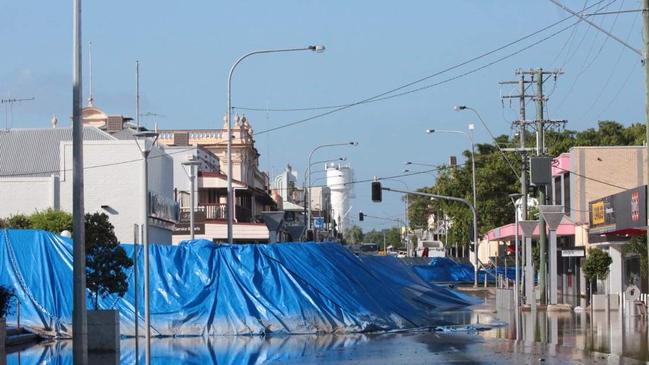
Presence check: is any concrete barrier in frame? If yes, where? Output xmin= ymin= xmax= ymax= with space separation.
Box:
xmin=592 ymin=294 xmax=619 ymax=311
xmin=88 ymin=310 xmax=120 ymax=353
xmin=496 ymin=288 xmax=515 ymax=311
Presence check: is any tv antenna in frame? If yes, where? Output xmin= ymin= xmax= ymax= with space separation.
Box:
xmin=1 ymin=97 xmax=35 ymax=130
xmin=139 ymin=112 xmax=165 ymax=129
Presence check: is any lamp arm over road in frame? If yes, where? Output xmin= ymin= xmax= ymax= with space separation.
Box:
xmin=226 ymin=45 xmax=325 ymax=243
xmin=382 ymin=187 xmax=480 ymax=287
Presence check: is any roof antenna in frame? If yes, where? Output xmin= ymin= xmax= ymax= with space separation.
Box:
xmin=136 ymin=60 xmax=140 ymax=130
xmin=87 ymin=41 xmax=94 ymax=107
xmin=1 ymin=96 xmax=35 ymax=131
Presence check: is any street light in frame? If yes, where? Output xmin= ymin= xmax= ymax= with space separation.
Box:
xmin=133 ymin=130 xmax=158 ymax=364
xmin=508 ymin=193 xmax=523 ymax=341
xmin=307 ymin=142 xmax=358 ymax=232
xmin=453 ymin=105 xmax=518 ymax=178
xmin=425 ymin=126 xmax=477 ymax=234
xmin=181 ymin=157 xmax=202 ymax=240
xmin=226 ymin=45 xmax=325 ymax=244
xmin=386 ymin=178 xmax=411 ymax=256
xmin=405 ymin=161 xmax=437 ymax=167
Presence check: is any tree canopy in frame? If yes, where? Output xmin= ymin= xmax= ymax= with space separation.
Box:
xmin=406 ymin=120 xmax=646 ymax=248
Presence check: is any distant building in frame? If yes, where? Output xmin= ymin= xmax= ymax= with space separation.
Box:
xmin=326 ymin=163 xmax=354 ymax=233
xmin=0 ymin=123 xmax=175 ymax=244
xmin=158 ymin=114 xmax=275 ymax=243
xmin=271 ymin=165 xmax=299 ymax=208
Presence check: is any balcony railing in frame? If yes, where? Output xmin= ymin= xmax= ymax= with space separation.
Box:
xmin=181 ymin=203 xmax=252 ymax=222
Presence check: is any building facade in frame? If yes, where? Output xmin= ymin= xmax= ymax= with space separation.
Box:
xmin=159 ymin=115 xmax=275 ymax=243
xmin=0 ymin=125 xmax=175 ymax=243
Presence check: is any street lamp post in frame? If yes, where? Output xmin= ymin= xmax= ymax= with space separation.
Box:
xmin=306 ymin=142 xmax=358 ymax=233
xmin=182 ymin=157 xmax=202 ymax=240
xmin=133 ymin=131 xmax=159 ymax=365
xmin=302 ymin=157 xmax=345 ymax=235
xmin=426 ymin=126 xmax=478 ymax=282
xmin=226 ymin=45 xmax=325 ymax=244
xmin=386 ymin=179 xmax=410 ymax=256
xmin=509 ymin=193 xmax=523 ymax=341
xmin=426 ymin=125 xmax=476 ymax=226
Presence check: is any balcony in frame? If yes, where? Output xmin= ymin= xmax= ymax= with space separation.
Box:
xmin=182 ymin=203 xmax=252 ymax=222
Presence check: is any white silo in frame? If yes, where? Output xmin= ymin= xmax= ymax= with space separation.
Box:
xmin=326 ymin=163 xmax=354 ymax=233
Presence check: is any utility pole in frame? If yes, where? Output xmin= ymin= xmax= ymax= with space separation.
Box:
xmin=643 ymin=0 xmax=649 ymax=308
xmin=500 ymin=72 xmax=535 ymax=220
xmin=503 ymin=68 xmax=565 ymax=305
xmin=71 ymin=0 xmax=88 ymax=363
xmin=513 ymin=68 xmax=565 ymax=305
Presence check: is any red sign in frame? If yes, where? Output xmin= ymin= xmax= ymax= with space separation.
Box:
xmin=631 ymin=191 xmax=640 ymax=222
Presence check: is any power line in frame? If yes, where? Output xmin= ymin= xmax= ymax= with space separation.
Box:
xmin=254 ymin=15 xmax=599 ymax=136
xmin=238 ymin=0 xmax=611 ymax=119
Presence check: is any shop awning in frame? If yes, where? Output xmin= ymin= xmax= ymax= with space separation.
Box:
xmin=486 ymin=218 xmax=575 ymax=242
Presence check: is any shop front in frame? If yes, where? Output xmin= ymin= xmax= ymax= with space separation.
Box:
xmin=588 ymin=185 xmax=647 ymax=295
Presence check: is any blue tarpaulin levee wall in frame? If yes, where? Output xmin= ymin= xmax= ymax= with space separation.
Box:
xmin=412 ymin=257 xmax=517 ymax=284
xmin=0 ymin=229 xmax=477 ymax=337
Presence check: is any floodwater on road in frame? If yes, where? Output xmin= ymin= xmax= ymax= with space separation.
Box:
xmin=5 ymin=291 xmax=649 ymax=364
xmin=6 ymin=330 xmax=647 ymax=365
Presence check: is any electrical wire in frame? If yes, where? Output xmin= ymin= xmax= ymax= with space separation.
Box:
xmin=584 ymin=10 xmax=639 ymax=121
xmin=236 ymin=0 xmax=612 ymax=118
xmin=255 ymin=14 xmax=603 ymax=136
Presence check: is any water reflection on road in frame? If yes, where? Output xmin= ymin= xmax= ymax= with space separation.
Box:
xmin=6 ymin=305 xmax=649 ymax=364
xmin=451 ymin=306 xmax=649 ymax=362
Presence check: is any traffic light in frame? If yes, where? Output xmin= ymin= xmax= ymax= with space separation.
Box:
xmin=359 ymin=212 xmax=364 ymax=221
xmin=371 ymin=181 xmax=382 ymax=202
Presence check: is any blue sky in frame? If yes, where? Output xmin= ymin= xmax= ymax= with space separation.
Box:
xmin=1 ymin=1 xmax=644 ymax=230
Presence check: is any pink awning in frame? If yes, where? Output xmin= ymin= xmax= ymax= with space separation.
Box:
xmin=486 ymin=220 xmax=575 ymax=241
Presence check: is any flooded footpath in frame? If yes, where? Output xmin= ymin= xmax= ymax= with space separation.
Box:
xmin=5 ymin=289 xmax=649 ymax=365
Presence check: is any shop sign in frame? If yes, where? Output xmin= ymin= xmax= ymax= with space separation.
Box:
xmin=172 ymin=223 xmax=205 ymax=235
xmin=561 ymin=249 xmax=585 ymax=257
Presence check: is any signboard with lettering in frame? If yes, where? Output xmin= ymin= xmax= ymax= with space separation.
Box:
xmin=589 ymin=185 xmax=646 ymax=242
xmin=172 ymin=223 xmax=205 ymax=235
xmin=561 ymin=249 xmax=585 ymax=257
xmin=179 ymin=210 xmax=206 ymax=224
xmin=313 ymin=217 xmax=325 ymax=230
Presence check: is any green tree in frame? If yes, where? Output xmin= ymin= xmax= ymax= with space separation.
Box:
xmin=343 ymin=225 xmax=363 ymax=244
xmin=583 ymin=248 xmax=613 ymax=280
xmin=85 ymin=212 xmax=133 ymax=309
xmin=406 ymin=120 xmax=646 ymax=245
xmin=0 ymin=285 xmax=15 ymax=318
xmin=30 ymin=209 xmax=73 ymax=233
xmin=362 ymin=227 xmax=402 ymax=249
xmin=6 ymin=214 xmax=32 ymax=229
xmin=622 ymin=236 xmax=647 ymax=279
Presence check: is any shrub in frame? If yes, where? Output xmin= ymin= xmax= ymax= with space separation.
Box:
xmin=30 ymin=209 xmax=73 ymax=233
xmin=6 ymin=214 xmax=32 ymax=229
xmin=583 ymin=248 xmax=613 ymax=280
xmin=85 ymin=212 xmax=133 ymax=309
xmin=0 ymin=285 xmax=15 ymax=318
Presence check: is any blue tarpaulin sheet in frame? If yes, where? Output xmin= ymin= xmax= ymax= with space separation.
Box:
xmin=0 ymin=229 xmax=477 ymax=337
xmin=413 ymin=257 xmax=517 ymax=283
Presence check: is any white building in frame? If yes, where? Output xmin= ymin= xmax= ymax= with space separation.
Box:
xmin=0 ymin=126 xmax=175 ymax=244
xmin=326 ymin=163 xmax=354 ymax=233
xmin=158 ymin=115 xmax=275 ymax=243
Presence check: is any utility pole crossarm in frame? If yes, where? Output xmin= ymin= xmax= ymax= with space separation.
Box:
xmin=548 ymin=0 xmax=643 ymax=58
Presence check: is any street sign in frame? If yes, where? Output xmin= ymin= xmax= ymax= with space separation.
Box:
xmin=561 ymin=249 xmax=585 ymax=257
xmin=314 ymin=217 xmax=325 ymax=230
xmin=172 ymin=223 xmax=205 ymax=235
